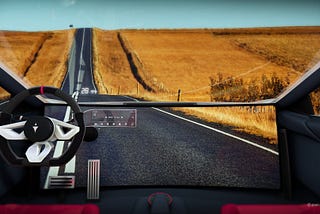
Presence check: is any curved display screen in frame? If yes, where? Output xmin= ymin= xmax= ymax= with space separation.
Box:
xmin=84 ymin=109 xmax=137 ymax=127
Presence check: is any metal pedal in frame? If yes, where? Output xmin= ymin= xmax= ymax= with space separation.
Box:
xmin=87 ymin=159 xmax=100 ymax=200
xmin=48 ymin=176 xmax=75 ymax=189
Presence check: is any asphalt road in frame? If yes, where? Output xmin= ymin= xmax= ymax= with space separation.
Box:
xmin=42 ymin=28 xmax=280 ymax=190
xmin=74 ymin=95 xmax=280 ymax=189
xmin=61 ymin=28 xmax=97 ymax=95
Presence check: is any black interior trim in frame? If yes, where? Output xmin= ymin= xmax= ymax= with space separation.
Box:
xmin=276 ymin=62 xmax=320 ymax=109
xmin=278 ymin=111 xmax=320 ymax=142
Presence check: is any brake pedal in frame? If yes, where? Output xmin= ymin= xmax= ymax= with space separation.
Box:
xmin=48 ymin=176 xmax=75 ymax=189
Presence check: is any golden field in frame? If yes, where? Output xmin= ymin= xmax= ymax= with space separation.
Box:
xmin=92 ymin=29 xmax=136 ymax=94
xmin=0 ymin=31 xmax=47 ymax=100
xmin=232 ymin=34 xmax=320 ymax=73
xmin=0 ymin=31 xmax=48 ymax=76
xmin=1 ymin=27 xmax=320 ymax=143
xmin=0 ymin=30 xmax=75 ymax=99
xmin=24 ymin=30 xmax=75 ymax=87
xmin=120 ymin=30 xmax=292 ymax=97
xmin=93 ymin=27 xmax=320 ymax=142
xmin=93 ymin=27 xmax=320 ymax=102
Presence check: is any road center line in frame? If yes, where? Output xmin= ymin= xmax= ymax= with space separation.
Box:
xmin=44 ymin=105 xmax=72 ymax=188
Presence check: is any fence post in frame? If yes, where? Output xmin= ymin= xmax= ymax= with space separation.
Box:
xmin=118 ymin=86 xmax=121 ymax=95
xmin=137 ymin=83 xmax=139 ymax=96
xmin=177 ymin=89 xmax=181 ymax=102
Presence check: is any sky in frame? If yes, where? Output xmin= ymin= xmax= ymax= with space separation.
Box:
xmin=0 ymin=0 xmax=320 ymax=31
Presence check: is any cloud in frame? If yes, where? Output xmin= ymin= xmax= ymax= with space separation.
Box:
xmin=62 ymin=0 xmax=77 ymax=7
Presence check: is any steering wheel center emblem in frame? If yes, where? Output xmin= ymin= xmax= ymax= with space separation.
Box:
xmin=24 ymin=117 xmax=55 ymax=143
xmin=33 ymin=123 xmax=39 ymax=133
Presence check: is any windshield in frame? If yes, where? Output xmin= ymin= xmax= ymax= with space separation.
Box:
xmin=0 ymin=0 xmax=320 ymax=190
xmin=1 ymin=1 xmax=320 ymax=103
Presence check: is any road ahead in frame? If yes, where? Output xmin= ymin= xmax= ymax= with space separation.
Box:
xmin=61 ymin=28 xmax=97 ymax=95
xmin=43 ymin=28 xmax=280 ymax=190
xmin=75 ymin=95 xmax=280 ymax=189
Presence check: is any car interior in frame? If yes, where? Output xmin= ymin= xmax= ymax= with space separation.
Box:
xmin=1 ymin=1 xmax=320 ymax=213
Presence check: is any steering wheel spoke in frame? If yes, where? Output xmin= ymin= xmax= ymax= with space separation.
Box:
xmin=25 ymin=141 xmax=54 ymax=163
xmin=0 ymin=121 xmax=27 ymax=140
xmin=51 ymin=118 xmax=80 ymax=141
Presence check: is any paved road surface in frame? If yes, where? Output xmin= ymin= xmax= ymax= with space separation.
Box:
xmin=42 ymin=28 xmax=280 ymax=190
xmin=61 ymin=28 xmax=97 ymax=95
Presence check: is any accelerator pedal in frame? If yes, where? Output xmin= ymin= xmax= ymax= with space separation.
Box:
xmin=87 ymin=159 xmax=100 ymax=200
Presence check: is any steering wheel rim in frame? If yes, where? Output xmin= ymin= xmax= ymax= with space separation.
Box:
xmin=0 ymin=86 xmax=85 ymax=166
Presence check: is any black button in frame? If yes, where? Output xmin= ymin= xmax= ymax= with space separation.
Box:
xmin=24 ymin=116 xmax=54 ymax=142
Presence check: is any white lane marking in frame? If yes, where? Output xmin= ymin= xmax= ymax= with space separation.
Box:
xmin=64 ymin=142 xmax=76 ymax=173
xmin=63 ymin=92 xmax=79 ymax=173
xmin=45 ymin=91 xmax=80 ymax=187
xmin=76 ymin=70 xmax=85 ymax=91
xmin=77 ymin=70 xmax=85 ymax=83
xmin=44 ymin=141 xmax=64 ymax=188
xmin=74 ymin=90 xmax=79 ymax=100
xmin=44 ymin=105 xmax=72 ymax=188
xmin=88 ymin=29 xmax=97 ymax=91
xmin=79 ymin=29 xmax=86 ymax=62
xmin=75 ymin=29 xmax=86 ymax=93
xmin=60 ymin=29 xmax=87 ymax=175
xmin=45 ymin=30 xmax=87 ymax=187
xmin=154 ymin=107 xmax=279 ymax=155
xmin=68 ymin=42 xmax=76 ymax=95
xmin=63 ymin=30 xmax=87 ymax=174
xmin=122 ymin=96 xmax=279 ymax=155
xmin=64 ymin=156 xmax=76 ymax=173
xmin=61 ymin=37 xmax=76 ymax=94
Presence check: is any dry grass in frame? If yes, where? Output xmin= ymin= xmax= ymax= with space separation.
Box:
xmin=0 ymin=30 xmax=75 ymax=99
xmin=120 ymin=30 xmax=303 ymax=101
xmin=0 ymin=31 xmax=47 ymax=99
xmin=0 ymin=87 xmax=10 ymax=100
xmin=0 ymin=31 xmax=48 ymax=76
xmin=133 ymin=91 xmax=278 ymax=142
xmin=176 ymin=106 xmax=277 ymax=144
xmin=92 ymin=27 xmax=320 ymax=142
xmin=232 ymin=34 xmax=320 ymax=73
xmin=92 ymin=28 xmax=137 ymax=94
xmin=24 ymin=30 xmax=75 ymax=87
xmin=93 ymin=27 xmax=320 ymax=101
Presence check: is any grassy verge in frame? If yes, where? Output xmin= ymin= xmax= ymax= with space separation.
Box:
xmin=0 ymin=29 xmax=75 ymax=99
xmin=24 ymin=30 xmax=75 ymax=87
xmin=92 ymin=28 xmax=137 ymax=94
xmin=174 ymin=106 xmax=277 ymax=144
xmin=0 ymin=31 xmax=49 ymax=77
